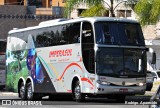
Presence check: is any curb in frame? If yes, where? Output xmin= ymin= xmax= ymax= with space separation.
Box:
xmin=151 ymin=81 xmax=160 ymax=92
xmin=0 ymin=92 xmax=18 ymax=96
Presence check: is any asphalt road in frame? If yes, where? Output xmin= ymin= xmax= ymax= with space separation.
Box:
xmin=0 ymin=88 xmax=154 ymax=108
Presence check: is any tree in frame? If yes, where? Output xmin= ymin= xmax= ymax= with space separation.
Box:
xmin=65 ymin=0 xmax=116 ymax=17
xmin=135 ymin=0 xmax=160 ymax=25
xmin=65 ymin=0 xmax=137 ymax=18
xmin=11 ymin=43 xmax=26 ymax=72
xmin=80 ymin=4 xmax=108 ymax=17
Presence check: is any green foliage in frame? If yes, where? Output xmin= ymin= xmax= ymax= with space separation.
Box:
xmin=6 ymin=64 xmax=28 ymax=92
xmin=64 ymin=0 xmax=104 ymax=17
xmin=6 ymin=50 xmax=28 ymax=92
xmin=80 ymin=4 xmax=108 ymax=17
xmin=135 ymin=0 xmax=160 ymax=25
xmin=64 ymin=0 xmax=138 ymax=18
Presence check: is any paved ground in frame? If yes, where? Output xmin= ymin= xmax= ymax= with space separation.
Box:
xmin=0 ymin=94 xmax=151 ymax=107
xmin=0 ymin=88 xmax=155 ymax=108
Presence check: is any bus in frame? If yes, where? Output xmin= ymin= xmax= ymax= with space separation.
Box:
xmin=6 ymin=17 xmax=147 ymax=102
xmin=0 ymin=39 xmax=6 ymax=89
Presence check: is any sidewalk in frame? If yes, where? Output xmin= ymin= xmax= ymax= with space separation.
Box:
xmin=145 ymin=91 xmax=155 ymax=96
xmin=144 ymin=81 xmax=160 ymax=96
xmin=0 ymin=91 xmax=18 ymax=96
xmin=151 ymin=81 xmax=160 ymax=92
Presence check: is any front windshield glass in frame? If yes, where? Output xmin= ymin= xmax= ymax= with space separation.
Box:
xmin=157 ymin=72 xmax=160 ymax=77
xmin=95 ymin=22 xmax=145 ymax=46
xmin=96 ymin=48 xmax=146 ymax=77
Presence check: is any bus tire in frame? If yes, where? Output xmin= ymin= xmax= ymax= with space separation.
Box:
xmin=19 ymin=82 xmax=27 ymax=100
xmin=73 ymin=81 xmax=85 ymax=102
xmin=26 ymin=82 xmax=34 ymax=100
xmin=26 ymin=82 xmax=41 ymax=100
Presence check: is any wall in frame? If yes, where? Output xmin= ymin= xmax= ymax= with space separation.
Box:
xmin=0 ymin=0 xmax=5 ymax=5
xmin=0 ymin=5 xmax=58 ymax=40
xmin=52 ymin=0 xmax=65 ymax=7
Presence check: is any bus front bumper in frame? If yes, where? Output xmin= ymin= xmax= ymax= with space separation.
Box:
xmin=94 ymin=84 xmax=146 ymax=95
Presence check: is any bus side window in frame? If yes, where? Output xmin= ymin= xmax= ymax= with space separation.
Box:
xmin=81 ymin=22 xmax=95 ymax=74
xmin=82 ymin=22 xmax=94 ymax=45
xmin=103 ymin=24 xmax=112 ymax=44
xmin=72 ymin=23 xmax=80 ymax=43
xmin=68 ymin=23 xmax=81 ymax=43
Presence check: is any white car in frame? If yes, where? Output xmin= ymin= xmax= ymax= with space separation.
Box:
xmin=149 ymin=85 xmax=160 ymax=108
xmin=151 ymin=70 xmax=160 ymax=81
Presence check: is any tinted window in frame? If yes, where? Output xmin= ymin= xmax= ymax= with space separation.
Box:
xmin=36 ymin=22 xmax=81 ymax=48
xmin=147 ymin=72 xmax=152 ymax=77
xmin=82 ymin=22 xmax=94 ymax=44
xmin=95 ymin=22 xmax=145 ymax=46
xmin=96 ymin=48 xmax=146 ymax=77
xmin=63 ymin=23 xmax=81 ymax=43
xmin=157 ymin=72 xmax=160 ymax=77
xmin=0 ymin=41 xmax=6 ymax=53
xmin=81 ymin=22 xmax=95 ymax=74
xmin=151 ymin=72 xmax=157 ymax=77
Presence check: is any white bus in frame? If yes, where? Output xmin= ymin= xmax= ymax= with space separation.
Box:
xmin=6 ymin=17 xmax=147 ymax=102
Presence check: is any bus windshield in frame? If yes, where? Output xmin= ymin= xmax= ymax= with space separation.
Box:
xmin=95 ymin=22 xmax=145 ymax=46
xmin=96 ymin=48 xmax=146 ymax=77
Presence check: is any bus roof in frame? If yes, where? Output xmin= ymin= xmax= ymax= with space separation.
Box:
xmin=8 ymin=17 xmax=139 ymax=34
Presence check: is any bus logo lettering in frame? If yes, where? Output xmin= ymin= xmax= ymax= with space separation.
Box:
xmin=49 ymin=49 xmax=72 ymax=58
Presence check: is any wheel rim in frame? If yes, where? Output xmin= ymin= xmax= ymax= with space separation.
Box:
xmin=74 ymin=84 xmax=80 ymax=100
xmin=20 ymin=84 xmax=25 ymax=98
xmin=27 ymin=83 xmax=33 ymax=99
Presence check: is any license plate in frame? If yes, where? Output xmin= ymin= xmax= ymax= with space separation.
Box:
xmin=119 ymin=88 xmax=128 ymax=92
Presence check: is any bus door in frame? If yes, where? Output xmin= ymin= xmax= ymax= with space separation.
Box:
xmin=81 ymin=22 xmax=95 ymax=93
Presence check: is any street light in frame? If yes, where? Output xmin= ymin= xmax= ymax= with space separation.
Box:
xmin=103 ymin=0 xmax=127 ymax=17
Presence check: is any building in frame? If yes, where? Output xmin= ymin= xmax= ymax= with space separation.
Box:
xmin=0 ymin=0 xmax=65 ymax=39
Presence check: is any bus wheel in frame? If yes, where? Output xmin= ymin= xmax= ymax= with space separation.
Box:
xmin=26 ymin=82 xmax=34 ymax=100
xmin=26 ymin=82 xmax=42 ymax=100
xmin=19 ymin=83 xmax=26 ymax=100
xmin=73 ymin=81 xmax=85 ymax=102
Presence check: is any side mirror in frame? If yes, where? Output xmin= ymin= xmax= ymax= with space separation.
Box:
xmin=151 ymin=51 xmax=156 ymax=64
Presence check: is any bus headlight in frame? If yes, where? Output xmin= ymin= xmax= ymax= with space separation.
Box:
xmin=137 ymin=82 xmax=145 ymax=86
xmin=97 ymin=80 xmax=110 ymax=85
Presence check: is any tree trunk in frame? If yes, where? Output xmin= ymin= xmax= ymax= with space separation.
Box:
xmin=110 ymin=0 xmax=115 ymax=17
xmin=18 ymin=60 xmax=22 ymax=71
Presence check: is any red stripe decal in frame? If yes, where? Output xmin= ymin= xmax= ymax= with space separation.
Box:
xmin=81 ymin=78 xmax=94 ymax=87
xmin=67 ymin=90 xmax=72 ymax=92
xmin=57 ymin=63 xmax=83 ymax=81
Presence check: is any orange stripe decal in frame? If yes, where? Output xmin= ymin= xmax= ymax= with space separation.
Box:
xmin=81 ymin=78 xmax=94 ymax=87
xmin=57 ymin=63 xmax=83 ymax=81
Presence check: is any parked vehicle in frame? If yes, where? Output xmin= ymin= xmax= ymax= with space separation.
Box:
xmin=151 ymin=70 xmax=160 ymax=81
xmin=0 ymin=40 xmax=6 ymax=89
xmin=146 ymin=71 xmax=154 ymax=91
xmin=149 ymin=85 xmax=160 ymax=108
